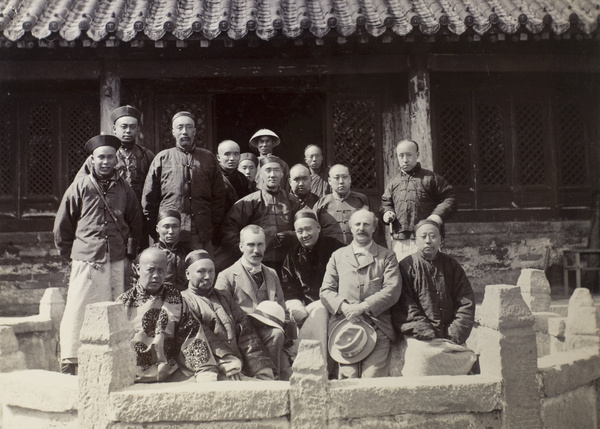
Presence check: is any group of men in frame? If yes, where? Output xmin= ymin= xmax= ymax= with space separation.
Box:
xmin=54 ymin=104 xmax=476 ymax=382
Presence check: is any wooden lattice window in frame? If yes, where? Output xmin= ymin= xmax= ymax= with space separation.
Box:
xmin=67 ymin=102 xmax=97 ymax=182
xmin=155 ymin=96 xmax=212 ymax=152
xmin=477 ymin=104 xmax=508 ymax=186
xmin=439 ymin=103 xmax=469 ymax=187
xmin=26 ymin=103 xmax=56 ymax=197
xmin=515 ymin=103 xmax=546 ymax=186
xmin=330 ymin=96 xmax=379 ymax=192
xmin=558 ymin=103 xmax=587 ymax=187
xmin=0 ymin=99 xmax=14 ymax=197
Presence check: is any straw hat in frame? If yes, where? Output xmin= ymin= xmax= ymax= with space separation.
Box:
xmin=249 ymin=129 xmax=280 ymax=148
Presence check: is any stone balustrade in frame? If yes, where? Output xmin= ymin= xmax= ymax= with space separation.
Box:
xmin=0 ymin=273 xmax=599 ymax=428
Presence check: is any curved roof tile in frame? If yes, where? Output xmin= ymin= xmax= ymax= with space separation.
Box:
xmin=1 ymin=0 xmax=599 ymax=44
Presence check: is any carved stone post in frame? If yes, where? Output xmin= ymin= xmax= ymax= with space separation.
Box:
xmin=565 ymin=287 xmax=600 ymax=352
xmin=0 ymin=326 xmax=26 ymax=372
xmin=38 ymin=287 xmax=65 ymax=371
xmin=78 ymin=302 xmax=135 ymax=429
xmin=468 ymin=285 xmax=542 ymax=429
xmin=290 ymin=339 xmax=329 ymax=429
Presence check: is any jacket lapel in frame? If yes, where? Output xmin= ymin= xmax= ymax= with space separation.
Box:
xmin=232 ymin=262 xmax=258 ymax=305
xmin=357 ymin=243 xmax=377 ymax=270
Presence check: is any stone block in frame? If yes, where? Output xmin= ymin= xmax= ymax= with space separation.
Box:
xmin=111 ymin=381 xmax=290 ymax=423
xmin=1 ymin=405 xmax=78 ymax=429
xmin=565 ymin=288 xmax=600 ymax=351
xmin=476 ymin=285 xmax=534 ymax=330
xmin=518 ymin=269 xmax=551 ymax=312
xmin=541 ymin=383 xmax=597 ymax=429
xmin=111 ymin=419 xmax=290 ymax=429
xmin=0 ymin=326 xmax=19 ymax=354
xmin=549 ymin=304 xmax=568 ymax=317
xmin=328 ymin=411 xmax=501 ymax=429
xmin=547 ymin=317 xmax=566 ymax=338
xmin=0 ymin=370 xmax=78 ymax=412
xmin=327 ymin=375 xmax=502 ymax=419
xmin=539 ymin=349 xmax=600 ymax=397
xmin=0 ymin=315 xmax=52 ymax=334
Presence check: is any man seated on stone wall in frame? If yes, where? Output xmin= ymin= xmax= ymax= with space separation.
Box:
xmin=116 ymin=248 xmax=219 ymax=383
xmin=391 ymin=220 xmax=476 ymax=376
xmin=181 ymin=249 xmax=275 ymax=381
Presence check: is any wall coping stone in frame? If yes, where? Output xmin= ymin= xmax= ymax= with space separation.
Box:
xmin=476 ymin=285 xmax=535 ymax=330
xmin=327 ymin=375 xmax=502 ymax=419
xmin=111 ymin=380 xmax=290 ymax=423
xmin=0 ymin=315 xmax=52 ymax=333
xmin=538 ymin=348 xmax=600 ymax=397
xmin=0 ymin=369 xmax=78 ymax=412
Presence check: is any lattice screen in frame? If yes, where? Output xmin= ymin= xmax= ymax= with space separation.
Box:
xmin=331 ymin=98 xmax=377 ymax=190
xmin=26 ymin=103 xmax=54 ymax=196
xmin=516 ymin=103 xmax=546 ymax=186
xmin=558 ymin=103 xmax=587 ymax=186
xmin=439 ymin=103 xmax=469 ymax=187
xmin=67 ymin=102 xmax=97 ymax=182
xmin=477 ymin=104 xmax=507 ymax=186
xmin=157 ymin=100 xmax=208 ymax=151
xmin=0 ymin=99 xmax=13 ymax=196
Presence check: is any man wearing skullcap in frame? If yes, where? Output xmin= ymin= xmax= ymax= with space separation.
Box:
xmin=288 ymin=164 xmax=320 ymax=210
xmin=238 ymin=152 xmax=258 ymax=191
xmin=304 ymin=145 xmax=330 ymax=198
xmin=77 ymin=105 xmax=154 ymax=201
xmin=116 ymin=248 xmax=219 ymax=383
xmin=144 ymin=209 xmax=190 ymax=291
xmin=320 ymin=209 xmax=401 ymax=379
xmin=181 ymin=250 xmax=275 ymax=380
xmin=54 ymin=135 xmax=143 ymax=375
xmin=391 ymin=220 xmax=475 ymax=374
xmin=314 ymin=164 xmax=371 ymax=245
xmin=142 ymin=111 xmax=226 ymax=254
xmin=249 ymin=129 xmax=290 ymax=192
xmin=221 ymin=155 xmax=302 ymax=276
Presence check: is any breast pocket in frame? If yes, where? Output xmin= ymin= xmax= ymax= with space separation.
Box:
xmin=364 ymin=276 xmax=383 ymax=297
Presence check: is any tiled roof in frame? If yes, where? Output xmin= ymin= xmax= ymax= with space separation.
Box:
xmin=0 ymin=0 xmax=598 ymax=43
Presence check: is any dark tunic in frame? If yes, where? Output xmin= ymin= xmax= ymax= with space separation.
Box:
xmin=281 ymin=236 xmax=343 ymax=304
xmin=151 ymin=241 xmax=190 ymax=291
xmin=289 ymin=191 xmax=320 ymax=210
xmin=392 ymin=251 xmax=475 ymax=345
xmin=181 ymin=288 xmax=274 ymax=377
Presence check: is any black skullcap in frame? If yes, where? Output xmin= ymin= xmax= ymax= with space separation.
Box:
xmin=110 ymin=105 xmax=141 ymax=124
xmin=172 ymin=111 xmax=195 ymax=123
xmin=157 ymin=209 xmax=181 ymax=224
xmin=239 ymin=152 xmax=258 ymax=166
xmin=85 ymin=135 xmax=121 ymax=154
xmin=185 ymin=249 xmax=213 ymax=268
xmin=415 ymin=219 xmax=441 ymax=233
xmin=294 ymin=210 xmax=318 ymax=223
xmin=259 ymin=154 xmax=284 ymax=170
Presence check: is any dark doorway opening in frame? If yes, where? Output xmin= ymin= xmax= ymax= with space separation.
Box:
xmin=214 ymin=93 xmax=325 ymax=168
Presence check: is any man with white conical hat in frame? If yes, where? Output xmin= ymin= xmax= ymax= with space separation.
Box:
xmin=249 ymin=129 xmax=290 ymax=191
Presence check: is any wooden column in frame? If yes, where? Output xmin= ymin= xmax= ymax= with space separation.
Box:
xmin=407 ymin=50 xmax=433 ymax=170
xmin=99 ymin=62 xmax=121 ymax=135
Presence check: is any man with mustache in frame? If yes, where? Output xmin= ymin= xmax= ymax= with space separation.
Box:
xmin=314 ymin=164 xmax=371 ymax=245
xmin=288 ymin=164 xmax=320 ymax=210
xmin=221 ymin=155 xmax=301 ymax=276
xmin=142 ymin=112 xmax=226 ymax=254
xmin=54 ymin=135 xmax=142 ymax=375
xmin=320 ymin=209 xmax=401 ymax=379
xmin=215 ymin=225 xmax=292 ymax=380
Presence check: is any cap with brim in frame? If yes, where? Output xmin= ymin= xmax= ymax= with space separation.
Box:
xmin=259 ymin=155 xmax=284 ymax=170
xmin=248 ymin=301 xmax=285 ymax=332
xmin=157 ymin=209 xmax=181 ymax=224
xmin=294 ymin=209 xmax=318 ymax=223
xmin=110 ymin=105 xmax=141 ymax=124
xmin=249 ymin=129 xmax=280 ymax=148
xmin=185 ymin=249 xmax=213 ymax=269
xmin=239 ymin=152 xmax=259 ymax=167
xmin=415 ymin=219 xmax=441 ymax=233
xmin=328 ymin=318 xmax=377 ymax=364
xmin=172 ymin=111 xmax=195 ymax=123
xmin=85 ymin=135 xmax=121 ymax=154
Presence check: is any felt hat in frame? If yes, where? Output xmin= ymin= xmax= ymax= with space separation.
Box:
xmin=85 ymin=135 xmax=121 ymax=154
xmin=248 ymin=301 xmax=285 ymax=332
xmin=259 ymin=154 xmax=284 ymax=170
xmin=239 ymin=152 xmax=259 ymax=167
xmin=172 ymin=111 xmax=195 ymax=123
xmin=157 ymin=209 xmax=181 ymax=224
xmin=249 ymin=129 xmax=280 ymax=148
xmin=328 ymin=318 xmax=377 ymax=364
xmin=110 ymin=105 xmax=141 ymax=124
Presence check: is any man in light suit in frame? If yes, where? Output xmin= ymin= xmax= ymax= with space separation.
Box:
xmin=214 ymin=225 xmax=291 ymax=380
xmin=320 ymin=209 xmax=401 ymax=379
